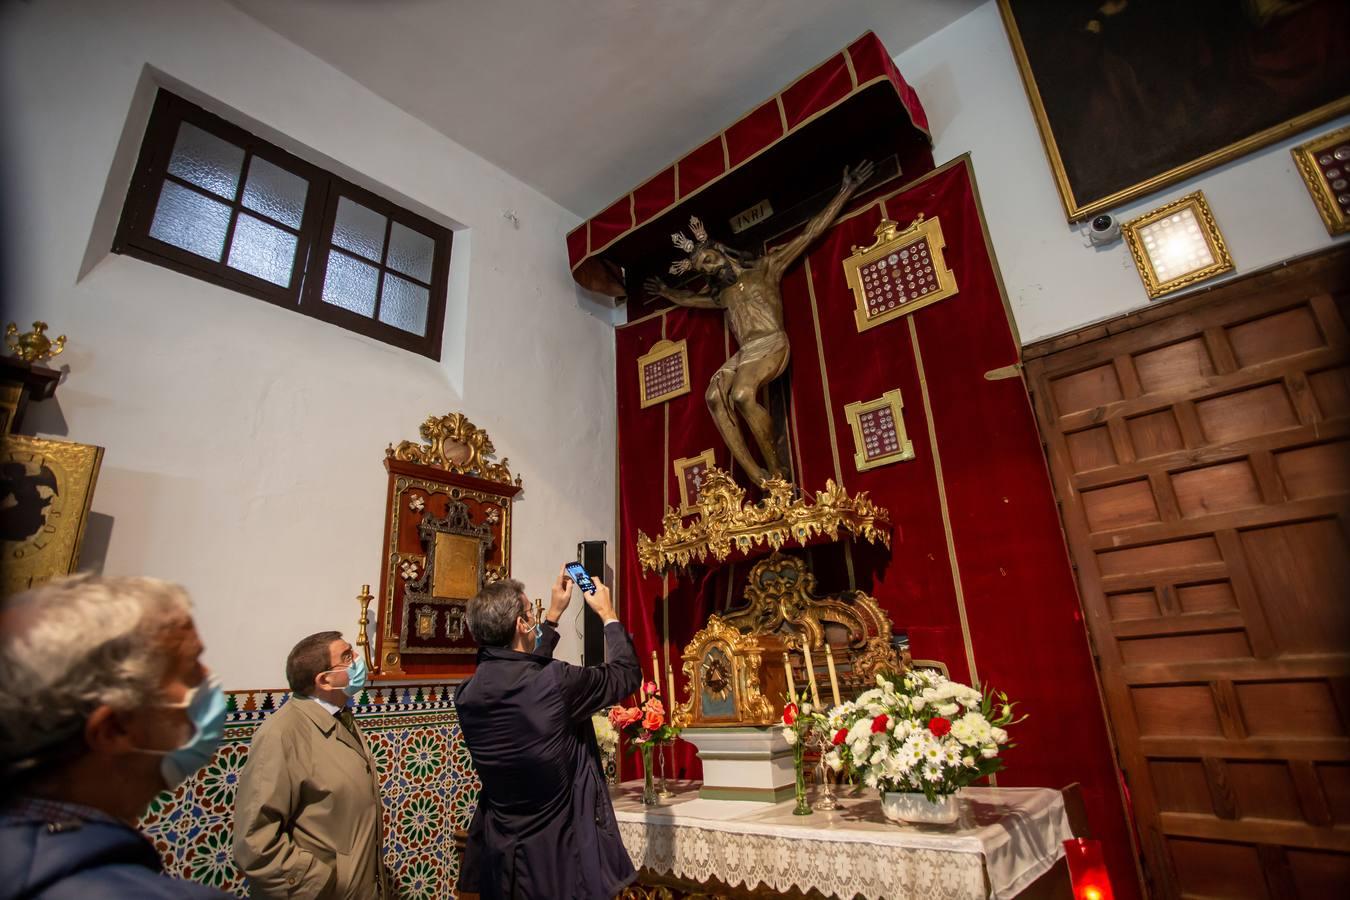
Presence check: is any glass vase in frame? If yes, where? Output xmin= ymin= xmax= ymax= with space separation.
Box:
xmin=640 ymin=744 xmax=658 ymax=805
xmin=791 ymin=735 xmax=811 ymax=816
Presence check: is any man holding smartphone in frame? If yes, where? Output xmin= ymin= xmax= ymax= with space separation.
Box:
xmin=456 ymin=566 xmax=640 ymax=900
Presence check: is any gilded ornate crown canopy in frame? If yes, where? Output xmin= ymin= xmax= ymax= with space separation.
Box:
xmin=636 ymin=467 xmax=890 ymax=573
xmin=386 ymin=412 xmax=520 ymax=486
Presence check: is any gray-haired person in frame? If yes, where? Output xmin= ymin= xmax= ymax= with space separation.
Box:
xmin=0 ymin=574 xmax=231 ymax=899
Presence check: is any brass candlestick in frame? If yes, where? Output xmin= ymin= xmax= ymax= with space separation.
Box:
xmin=5 ymin=322 xmax=66 ymax=363
xmin=356 ymin=584 xmax=374 ymax=671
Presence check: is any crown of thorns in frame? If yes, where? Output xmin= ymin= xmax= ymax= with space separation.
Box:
xmin=668 ymin=216 xmax=710 ymax=275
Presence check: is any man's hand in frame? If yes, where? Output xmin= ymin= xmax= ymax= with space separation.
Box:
xmin=546 ymin=565 xmax=573 ymax=622
xmin=842 ymin=159 xmax=875 ymax=191
xmin=584 ymin=579 xmax=617 ymax=623
xmin=643 ymin=275 xmax=669 ymax=299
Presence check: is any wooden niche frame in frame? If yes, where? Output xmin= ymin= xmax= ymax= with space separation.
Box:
xmin=372 ymin=412 xmax=521 ymax=680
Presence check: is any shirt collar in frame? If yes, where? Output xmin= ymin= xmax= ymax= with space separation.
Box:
xmin=306 ymin=694 xmax=344 ymax=716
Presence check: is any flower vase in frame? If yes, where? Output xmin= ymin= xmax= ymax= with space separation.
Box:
xmin=791 ymin=737 xmax=811 ymax=816
xmin=640 ymin=744 xmax=658 ymax=806
xmin=881 ymin=790 xmax=960 ymax=825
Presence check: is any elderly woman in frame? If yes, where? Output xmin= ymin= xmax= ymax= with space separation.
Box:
xmin=0 ymin=574 xmax=230 ymax=899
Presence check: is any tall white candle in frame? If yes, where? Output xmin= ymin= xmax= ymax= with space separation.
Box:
xmin=801 ymin=642 xmax=822 ymax=708
xmin=782 ymin=652 xmax=797 ymax=705
xmin=824 ymin=643 xmax=842 ymax=707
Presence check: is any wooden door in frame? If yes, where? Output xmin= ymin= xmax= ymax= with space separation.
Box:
xmin=1025 ymin=249 xmax=1350 ymax=899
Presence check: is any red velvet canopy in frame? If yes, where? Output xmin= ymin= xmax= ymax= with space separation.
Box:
xmin=566 ymin=32 xmax=934 ymax=299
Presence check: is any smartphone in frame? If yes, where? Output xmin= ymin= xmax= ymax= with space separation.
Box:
xmin=565 ymin=561 xmax=597 ymax=595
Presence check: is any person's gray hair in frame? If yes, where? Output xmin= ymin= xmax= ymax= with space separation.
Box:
xmin=466 ymin=578 xmax=527 ymax=648
xmin=0 ymin=573 xmax=193 ymax=776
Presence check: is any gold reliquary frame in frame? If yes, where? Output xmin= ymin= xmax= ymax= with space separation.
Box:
xmin=370 ymin=412 xmax=521 ymax=681
xmin=843 ymin=388 xmax=915 ymax=472
xmin=1122 ymin=191 xmax=1234 ymax=300
xmin=673 ymin=553 xmax=905 ymax=728
xmin=673 ymin=448 xmax=715 ymax=515
xmin=637 ymin=339 xmax=691 ymax=408
xmin=1291 ymin=125 xmax=1350 ymax=237
xmin=844 ymin=214 xmax=958 ymax=332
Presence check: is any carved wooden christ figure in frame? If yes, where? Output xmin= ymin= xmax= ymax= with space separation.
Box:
xmin=645 ymin=160 xmax=874 ymax=485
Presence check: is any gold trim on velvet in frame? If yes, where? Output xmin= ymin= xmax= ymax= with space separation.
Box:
xmin=906 ymin=316 xmax=981 ymax=689
xmin=843 ymin=46 xmax=859 ymax=90
xmin=635 ymin=468 xmax=891 ymax=573
xmin=803 ymin=258 xmax=849 ymax=489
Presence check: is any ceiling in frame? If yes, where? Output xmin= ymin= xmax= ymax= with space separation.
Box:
xmin=229 ymin=0 xmax=979 ymax=217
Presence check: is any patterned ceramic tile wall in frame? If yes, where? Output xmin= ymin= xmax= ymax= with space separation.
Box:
xmin=136 ymin=685 xmax=618 ymax=899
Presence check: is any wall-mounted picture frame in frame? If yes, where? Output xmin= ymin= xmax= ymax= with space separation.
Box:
xmin=843 ymin=389 xmax=915 ymax=472
xmin=673 ymin=449 xmax=716 ymax=515
xmin=843 ymin=215 xmax=958 ymax=333
xmin=637 ymin=339 xmax=691 ymax=408
xmin=1122 ymin=191 xmax=1234 ymax=300
xmin=998 ymin=0 xmax=1350 ymax=221
xmin=1291 ymin=125 xmax=1350 ymax=236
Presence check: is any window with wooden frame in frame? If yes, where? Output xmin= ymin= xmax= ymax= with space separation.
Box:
xmin=113 ymin=90 xmax=451 ymax=359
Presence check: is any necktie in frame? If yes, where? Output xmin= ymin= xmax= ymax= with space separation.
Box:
xmin=336 ymin=707 xmax=360 ymax=742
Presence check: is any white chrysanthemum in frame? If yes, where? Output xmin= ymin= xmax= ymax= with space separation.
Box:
xmin=937 ymin=702 xmax=960 ymax=717
xmin=923 ymin=764 xmax=944 ymax=782
xmin=850 ymin=738 xmax=869 ymax=760
xmin=848 ymin=719 xmax=873 ymax=743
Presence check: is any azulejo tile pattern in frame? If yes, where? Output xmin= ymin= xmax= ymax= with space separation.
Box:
xmin=137 ymin=684 xmax=478 ymax=899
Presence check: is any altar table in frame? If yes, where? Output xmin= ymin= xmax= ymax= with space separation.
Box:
xmin=611 ymin=781 xmax=1074 ymax=900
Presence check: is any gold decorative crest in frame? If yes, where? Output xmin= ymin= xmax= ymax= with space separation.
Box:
xmin=635 ymin=467 xmax=890 ymax=573
xmin=5 ymin=322 xmax=66 ymax=364
xmin=386 ymin=412 xmax=520 ymax=486
xmin=843 ymin=215 xmax=958 ymax=332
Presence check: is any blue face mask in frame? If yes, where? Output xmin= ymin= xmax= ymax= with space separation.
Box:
xmin=341 ymin=654 xmax=368 ymax=697
xmin=138 ymin=675 xmax=228 ymax=789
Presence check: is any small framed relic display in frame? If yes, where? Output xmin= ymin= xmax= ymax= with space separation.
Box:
xmin=1291 ymin=125 xmax=1350 ymax=237
xmin=844 ymin=389 xmax=915 ymax=472
xmin=1122 ymin=191 xmax=1234 ymax=300
xmin=673 ymin=449 xmax=715 ymax=515
xmin=2 ymin=434 xmax=104 ymax=596
xmin=637 ymin=339 xmax=691 ymax=408
xmin=843 ymin=215 xmax=958 ymax=332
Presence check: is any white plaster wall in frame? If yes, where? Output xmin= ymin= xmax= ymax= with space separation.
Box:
xmin=0 ymin=0 xmax=616 ymax=686
xmin=893 ymin=0 xmax=1350 ymax=345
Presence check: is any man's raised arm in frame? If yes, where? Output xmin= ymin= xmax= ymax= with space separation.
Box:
xmin=555 ymin=580 xmax=642 ymax=722
xmin=643 ymin=276 xmax=722 ymax=310
xmin=767 ymin=159 xmax=874 ymax=279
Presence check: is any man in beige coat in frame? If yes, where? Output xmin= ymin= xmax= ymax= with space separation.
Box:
xmin=232 ymin=631 xmax=389 ymax=899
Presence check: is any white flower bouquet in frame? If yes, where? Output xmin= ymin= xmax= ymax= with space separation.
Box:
xmin=820 ymin=669 xmax=1021 ymax=802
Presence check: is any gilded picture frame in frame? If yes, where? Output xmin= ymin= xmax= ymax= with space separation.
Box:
xmin=1291 ymin=125 xmax=1350 ymax=236
xmin=673 ymin=448 xmax=716 ymax=515
xmin=1122 ymin=191 xmax=1234 ymax=300
xmin=843 ymin=389 xmax=915 ymax=472
xmin=2 ymin=434 xmax=104 ymax=596
xmin=637 ymin=339 xmax=691 ymax=408
xmin=843 ymin=215 xmax=958 ymax=333
xmin=998 ymin=0 xmax=1350 ymax=221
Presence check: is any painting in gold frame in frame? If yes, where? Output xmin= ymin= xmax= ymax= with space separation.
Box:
xmin=998 ymin=0 xmax=1350 ymax=221
xmin=843 ymin=389 xmax=915 ymax=472
xmin=1291 ymin=125 xmax=1350 ymax=236
xmin=637 ymin=339 xmax=691 ymax=408
xmin=673 ymin=449 xmax=715 ymax=515
xmin=1122 ymin=191 xmax=1234 ymax=300
xmin=843 ymin=215 xmax=958 ymax=333
xmin=2 ymin=434 xmax=104 ymax=596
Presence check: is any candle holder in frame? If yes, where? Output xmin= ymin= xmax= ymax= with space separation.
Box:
xmin=812 ymin=732 xmax=840 ymax=811
xmin=657 ymin=740 xmax=675 ymax=798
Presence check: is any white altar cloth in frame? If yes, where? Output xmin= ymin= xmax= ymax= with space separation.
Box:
xmin=611 ymin=782 xmax=1072 ymax=900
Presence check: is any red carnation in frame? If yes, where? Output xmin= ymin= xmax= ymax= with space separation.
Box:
xmin=782 ymin=702 xmax=798 ymax=726
xmin=832 ymin=728 xmax=848 ymax=746
xmin=928 ymin=716 xmax=952 ymax=737
xmin=871 ymin=714 xmax=889 ymax=734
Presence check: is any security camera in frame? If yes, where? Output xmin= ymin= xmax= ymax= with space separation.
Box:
xmin=1087 ymin=213 xmax=1121 ymax=246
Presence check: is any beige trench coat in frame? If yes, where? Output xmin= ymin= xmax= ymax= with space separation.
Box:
xmin=232 ymin=696 xmax=390 ymax=899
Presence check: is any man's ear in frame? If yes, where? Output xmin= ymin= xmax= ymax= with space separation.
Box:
xmin=85 ymin=704 xmax=133 ymax=753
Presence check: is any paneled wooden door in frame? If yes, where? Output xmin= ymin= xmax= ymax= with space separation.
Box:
xmin=1025 ymin=249 xmax=1350 ymax=899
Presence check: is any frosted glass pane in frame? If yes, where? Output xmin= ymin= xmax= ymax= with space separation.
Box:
xmin=148 ymin=180 xmax=231 ymax=261
xmin=166 ymin=122 xmax=244 ymax=200
xmin=241 ymin=157 xmax=308 ymax=229
xmin=378 ymin=273 xmax=429 ymax=335
xmin=227 ymin=213 xmax=298 ymax=287
xmin=332 ymin=197 xmax=386 ymax=262
xmin=387 ymin=222 xmax=435 ymax=283
xmin=322 ymin=250 xmax=378 ymax=316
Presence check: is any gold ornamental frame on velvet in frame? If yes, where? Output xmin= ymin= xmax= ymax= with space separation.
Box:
xmin=1122 ymin=191 xmax=1234 ymax=300
xmin=1291 ymin=125 xmax=1350 ymax=236
xmin=1 ymin=434 xmax=103 ymax=597
xmin=843 ymin=389 xmax=915 ymax=472
xmin=636 ymin=339 xmax=691 ymax=408
xmin=996 ymin=0 xmax=1350 ymax=222
xmin=673 ymin=448 xmax=715 ymax=515
xmin=843 ymin=214 xmax=958 ymax=332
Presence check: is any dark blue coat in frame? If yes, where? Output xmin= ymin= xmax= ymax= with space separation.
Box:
xmin=0 ymin=809 xmax=232 ymax=899
xmin=455 ymin=620 xmax=641 ymax=900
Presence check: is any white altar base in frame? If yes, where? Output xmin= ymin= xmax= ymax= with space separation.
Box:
xmin=677 ymin=726 xmax=796 ymax=802
xmin=612 ymin=781 xmax=1075 ymax=900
